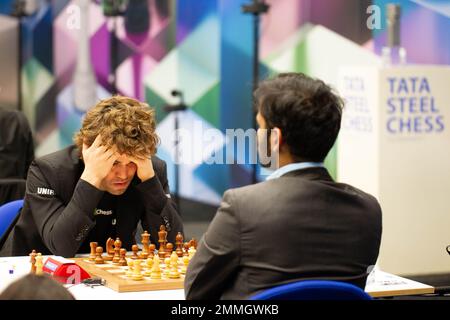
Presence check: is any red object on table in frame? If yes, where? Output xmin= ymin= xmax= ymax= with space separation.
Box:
xmin=42 ymin=256 xmax=90 ymax=284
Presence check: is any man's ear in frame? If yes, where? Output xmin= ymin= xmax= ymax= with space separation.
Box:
xmin=270 ymin=127 xmax=282 ymax=153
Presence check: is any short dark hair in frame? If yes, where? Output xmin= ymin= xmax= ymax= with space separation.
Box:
xmin=255 ymin=72 xmax=343 ymax=162
xmin=0 ymin=274 xmax=75 ymax=300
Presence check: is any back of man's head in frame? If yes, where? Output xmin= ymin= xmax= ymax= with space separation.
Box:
xmin=0 ymin=274 xmax=75 ymax=300
xmin=73 ymin=95 xmax=159 ymax=158
xmin=255 ymin=72 xmax=344 ymax=162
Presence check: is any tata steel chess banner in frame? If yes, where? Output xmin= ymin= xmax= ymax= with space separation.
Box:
xmin=338 ymin=65 xmax=450 ymax=276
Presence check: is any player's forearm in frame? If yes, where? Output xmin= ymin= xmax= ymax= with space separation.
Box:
xmin=135 ymin=175 xmax=169 ymax=214
xmin=80 ymin=170 xmax=103 ymax=189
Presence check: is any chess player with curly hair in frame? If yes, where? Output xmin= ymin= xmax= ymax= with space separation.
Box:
xmin=184 ymin=73 xmax=382 ymax=299
xmin=0 ymin=96 xmax=183 ymax=257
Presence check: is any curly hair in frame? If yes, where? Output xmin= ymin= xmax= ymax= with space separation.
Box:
xmin=73 ymin=95 xmax=160 ymax=158
xmin=255 ymin=73 xmax=344 ymax=162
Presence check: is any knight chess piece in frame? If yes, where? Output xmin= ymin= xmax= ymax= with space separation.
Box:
xmin=105 ymin=238 xmax=114 ymax=261
xmin=150 ymin=255 xmax=161 ymax=279
xmin=168 ymin=251 xmax=180 ymax=279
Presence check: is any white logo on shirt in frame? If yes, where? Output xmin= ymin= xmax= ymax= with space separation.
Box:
xmin=37 ymin=187 xmax=55 ymax=196
xmin=94 ymin=209 xmax=113 ymax=216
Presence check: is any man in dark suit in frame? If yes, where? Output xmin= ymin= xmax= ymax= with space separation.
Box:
xmin=0 ymin=96 xmax=183 ymax=257
xmin=184 ymin=73 xmax=382 ymax=300
xmin=0 ymin=106 xmax=34 ymax=180
xmin=0 ymin=106 xmax=34 ymax=205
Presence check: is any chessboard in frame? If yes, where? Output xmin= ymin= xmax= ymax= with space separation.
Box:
xmin=74 ymin=255 xmax=187 ymax=293
xmin=72 ymin=225 xmax=197 ymax=293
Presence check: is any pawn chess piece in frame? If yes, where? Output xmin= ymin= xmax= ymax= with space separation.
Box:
xmin=181 ymin=255 xmax=189 ymax=275
xmin=104 ymin=238 xmax=114 ymax=261
xmin=183 ymin=242 xmax=190 ymax=257
xmin=35 ymin=253 xmax=43 ymax=275
xmin=150 ymin=255 xmax=161 ymax=279
xmin=132 ymin=260 xmax=144 ymax=281
xmin=29 ymin=250 xmax=37 ymax=274
xmin=175 ymin=232 xmax=184 ymax=257
xmin=95 ymin=246 xmax=105 ymax=264
xmin=169 ymin=264 xmax=180 ymax=279
xmin=164 ymin=257 xmax=171 ymax=277
xmin=131 ymin=244 xmax=139 ymax=259
xmin=148 ymin=244 xmax=156 ymax=258
xmin=89 ymin=242 xmax=98 ymax=261
xmin=118 ymin=248 xmax=127 ymax=266
xmin=165 ymin=243 xmax=174 ymax=258
xmin=112 ymin=238 xmax=121 ymax=264
xmin=126 ymin=259 xmax=134 ymax=278
xmin=144 ymin=257 xmax=154 ymax=276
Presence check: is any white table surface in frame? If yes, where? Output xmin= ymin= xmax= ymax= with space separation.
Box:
xmin=0 ymin=256 xmax=434 ymax=299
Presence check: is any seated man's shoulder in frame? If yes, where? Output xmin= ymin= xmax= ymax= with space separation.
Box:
xmin=150 ymin=155 xmax=165 ymax=168
xmin=336 ymin=182 xmax=382 ymax=210
xmin=32 ymin=145 xmax=78 ymax=172
xmin=222 ymin=179 xmax=279 ymax=203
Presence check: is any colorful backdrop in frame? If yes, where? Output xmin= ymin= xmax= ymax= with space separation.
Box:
xmin=0 ymin=0 xmax=449 ymax=208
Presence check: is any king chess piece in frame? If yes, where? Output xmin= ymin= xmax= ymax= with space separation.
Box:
xmin=89 ymin=242 xmax=98 ymax=261
xmin=112 ymin=238 xmax=122 ymax=264
xmin=175 ymin=232 xmax=184 ymax=257
xmin=158 ymin=225 xmax=168 ymax=259
xmin=29 ymin=250 xmax=37 ymax=274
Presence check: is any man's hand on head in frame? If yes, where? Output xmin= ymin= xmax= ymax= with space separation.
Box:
xmin=129 ymin=155 xmax=155 ymax=183
xmin=80 ymin=135 xmax=118 ymax=189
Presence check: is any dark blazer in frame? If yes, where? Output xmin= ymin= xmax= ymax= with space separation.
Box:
xmin=184 ymin=167 xmax=382 ymax=300
xmin=0 ymin=106 xmax=34 ymax=179
xmin=0 ymin=145 xmax=183 ymax=257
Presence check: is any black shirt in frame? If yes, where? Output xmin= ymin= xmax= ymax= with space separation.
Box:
xmin=78 ymin=193 xmax=118 ymax=253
